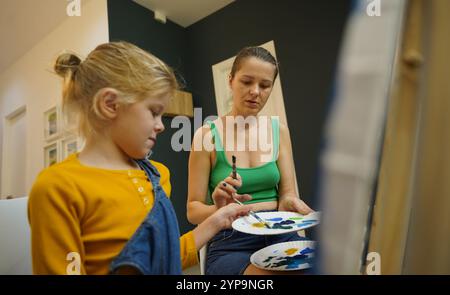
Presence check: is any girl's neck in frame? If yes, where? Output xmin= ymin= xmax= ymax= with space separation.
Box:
xmin=78 ymin=133 xmax=139 ymax=170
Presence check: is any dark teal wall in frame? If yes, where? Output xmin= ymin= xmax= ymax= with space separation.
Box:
xmin=107 ymin=0 xmax=194 ymax=234
xmin=185 ymin=0 xmax=351 ymax=208
xmin=107 ymin=0 xmax=351 ymax=233
xmin=107 ymin=0 xmax=188 ymax=81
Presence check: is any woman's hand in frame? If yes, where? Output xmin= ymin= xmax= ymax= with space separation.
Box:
xmin=211 ymin=172 xmax=252 ymax=208
xmin=278 ymin=196 xmax=313 ymax=215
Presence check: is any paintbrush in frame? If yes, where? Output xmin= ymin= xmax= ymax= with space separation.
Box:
xmin=231 ymin=155 xmax=271 ymax=229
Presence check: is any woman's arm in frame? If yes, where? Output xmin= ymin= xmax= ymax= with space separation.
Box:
xmin=187 ymin=125 xmax=251 ymax=224
xmin=277 ymin=122 xmax=313 ymax=214
xmin=187 ymin=126 xmax=219 ymax=224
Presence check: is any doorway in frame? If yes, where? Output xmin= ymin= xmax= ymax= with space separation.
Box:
xmin=1 ymin=106 xmax=27 ymax=199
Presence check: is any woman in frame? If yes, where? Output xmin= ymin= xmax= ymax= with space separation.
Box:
xmin=187 ymin=46 xmax=313 ymax=275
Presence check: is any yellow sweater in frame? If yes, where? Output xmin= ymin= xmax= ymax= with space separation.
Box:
xmin=28 ymin=153 xmax=198 ymax=274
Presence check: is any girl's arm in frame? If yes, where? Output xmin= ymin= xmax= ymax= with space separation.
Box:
xmin=180 ymin=203 xmax=250 ymax=270
xmin=192 ymin=203 xmax=250 ymax=250
xmin=28 ymin=170 xmax=86 ymax=274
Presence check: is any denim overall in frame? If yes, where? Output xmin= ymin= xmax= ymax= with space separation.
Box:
xmin=109 ymin=159 xmax=182 ymax=275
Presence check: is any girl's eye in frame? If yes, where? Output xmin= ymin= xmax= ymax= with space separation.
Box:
xmin=151 ymin=109 xmax=160 ymax=116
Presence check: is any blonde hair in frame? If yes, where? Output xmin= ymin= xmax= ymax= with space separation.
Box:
xmin=54 ymin=41 xmax=178 ymax=138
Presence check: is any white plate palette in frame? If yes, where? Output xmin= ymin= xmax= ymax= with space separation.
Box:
xmin=232 ymin=211 xmax=320 ymax=235
xmin=250 ymin=241 xmax=316 ymax=271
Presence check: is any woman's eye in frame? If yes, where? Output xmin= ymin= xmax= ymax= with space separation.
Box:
xmin=241 ymin=80 xmax=251 ymax=85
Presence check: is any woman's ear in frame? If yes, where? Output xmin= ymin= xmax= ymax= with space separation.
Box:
xmin=95 ymin=88 xmax=121 ymax=120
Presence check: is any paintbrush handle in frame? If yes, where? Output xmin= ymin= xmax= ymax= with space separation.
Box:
xmin=232 ymin=155 xmax=237 ymax=179
xmin=232 ymin=195 xmax=271 ymax=229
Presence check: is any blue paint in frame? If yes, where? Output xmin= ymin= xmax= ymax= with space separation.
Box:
xmin=267 ymin=217 xmax=283 ymax=221
xmin=263 ymin=251 xmax=315 ymax=270
xmin=267 ymin=217 xmax=317 ymax=230
xmin=300 ymin=247 xmax=314 ymax=255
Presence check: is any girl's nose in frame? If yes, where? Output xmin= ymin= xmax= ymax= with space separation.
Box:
xmin=155 ymin=117 xmax=165 ymax=133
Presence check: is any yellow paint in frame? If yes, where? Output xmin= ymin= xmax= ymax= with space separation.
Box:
xmin=284 ymin=248 xmax=299 ymax=255
xmin=252 ymin=223 xmax=265 ymax=228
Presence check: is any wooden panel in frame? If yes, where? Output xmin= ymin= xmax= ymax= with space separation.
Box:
xmin=164 ymin=90 xmax=194 ymax=118
xmin=402 ymin=0 xmax=450 ymax=274
xmin=367 ymin=0 xmax=425 ymax=274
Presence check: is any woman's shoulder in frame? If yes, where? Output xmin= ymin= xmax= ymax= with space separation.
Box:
xmin=192 ymin=122 xmax=216 ymax=151
xmin=194 ymin=119 xmax=219 ymax=134
xmin=277 ymin=120 xmax=289 ymax=135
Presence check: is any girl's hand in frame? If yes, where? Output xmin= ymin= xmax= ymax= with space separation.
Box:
xmin=211 ymin=172 xmax=252 ymax=208
xmin=212 ymin=203 xmax=251 ymax=230
xmin=278 ymin=196 xmax=313 ymax=215
xmin=193 ymin=203 xmax=251 ymax=250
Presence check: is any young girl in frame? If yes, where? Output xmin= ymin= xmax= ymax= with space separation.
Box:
xmin=28 ymin=42 xmax=250 ymax=275
xmin=187 ymin=46 xmax=314 ymax=275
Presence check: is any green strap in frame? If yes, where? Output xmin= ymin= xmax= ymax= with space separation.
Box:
xmin=271 ymin=116 xmax=280 ymax=161
xmin=208 ymin=119 xmax=279 ymax=161
xmin=206 ymin=121 xmax=224 ymax=152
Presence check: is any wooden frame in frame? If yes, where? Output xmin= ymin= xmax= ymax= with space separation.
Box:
xmin=43 ymin=141 xmax=59 ymax=168
xmin=43 ymin=106 xmax=61 ymax=141
xmin=164 ymin=90 xmax=194 ymax=117
xmin=61 ymin=136 xmax=80 ymax=160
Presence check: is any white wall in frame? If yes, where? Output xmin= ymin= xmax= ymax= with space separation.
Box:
xmin=0 ymin=0 xmax=109 ymax=198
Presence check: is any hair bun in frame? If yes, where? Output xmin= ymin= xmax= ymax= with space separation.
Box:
xmin=54 ymin=52 xmax=82 ymax=77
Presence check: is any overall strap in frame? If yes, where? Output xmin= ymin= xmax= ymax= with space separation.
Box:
xmin=110 ymin=158 xmax=182 ymax=275
xmin=135 ymin=159 xmax=163 ymax=201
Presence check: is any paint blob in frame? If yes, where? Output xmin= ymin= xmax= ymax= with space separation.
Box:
xmin=252 ymin=222 xmax=265 ymax=228
xmin=284 ymin=248 xmax=299 ymax=255
xmin=262 ymin=247 xmax=315 ymax=270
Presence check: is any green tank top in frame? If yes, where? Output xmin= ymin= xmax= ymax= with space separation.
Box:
xmin=207 ymin=117 xmax=281 ymax=205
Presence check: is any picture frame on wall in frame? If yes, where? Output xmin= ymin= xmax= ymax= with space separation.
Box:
xmin=43 ymin=141 xmax=59 ymax=168
xmin=61 ymin=136 xmax=80 ymax=160
xmin=44 ymin=106 xmax=61 ymax=141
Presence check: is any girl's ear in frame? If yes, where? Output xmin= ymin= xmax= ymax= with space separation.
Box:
xmin=95 ymin=88 xmax=121 ymax=120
